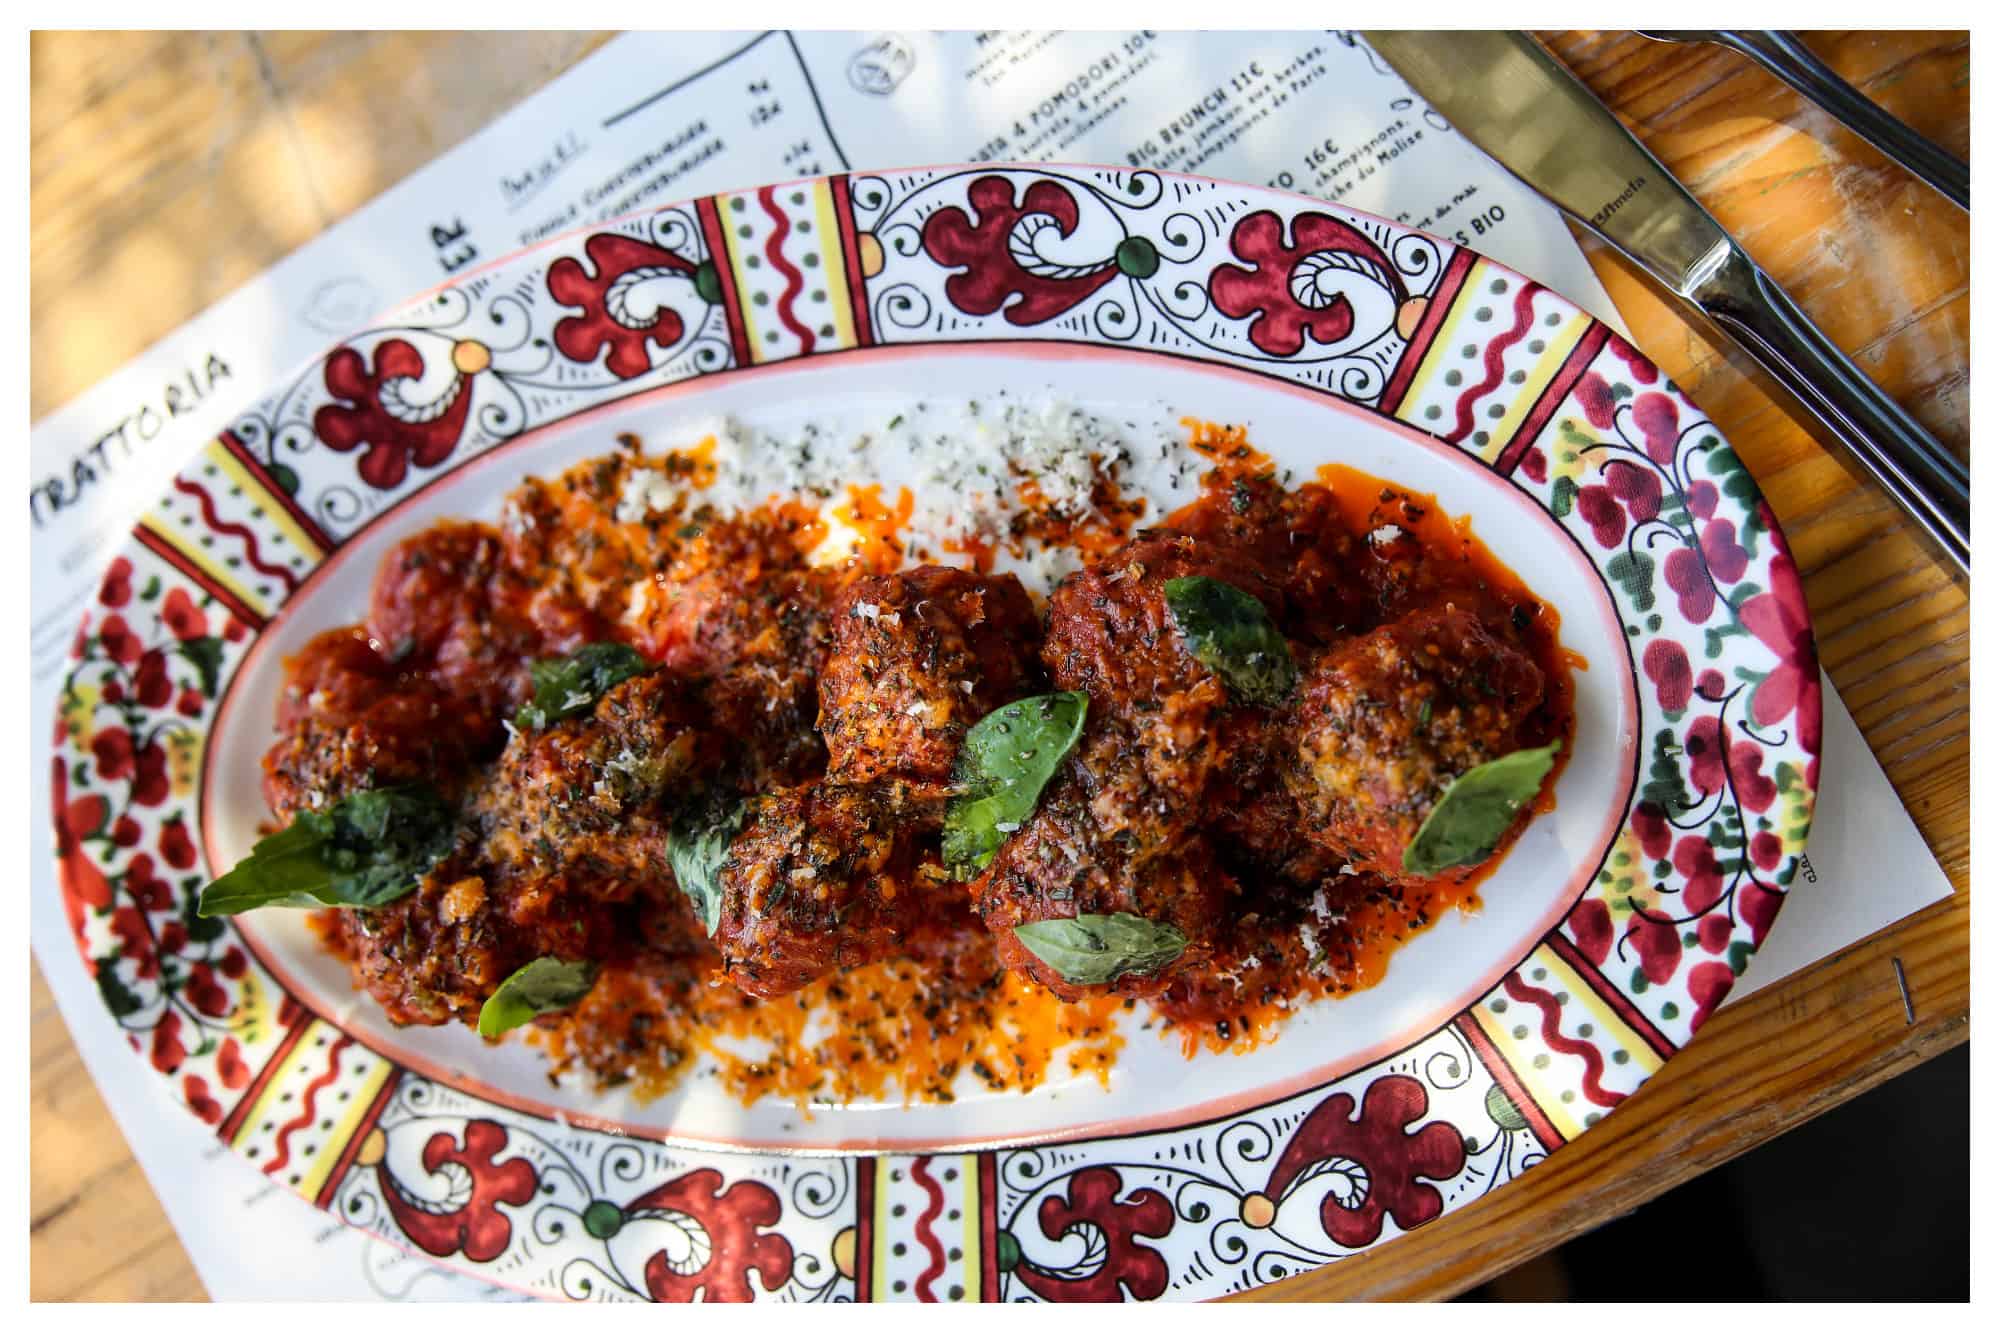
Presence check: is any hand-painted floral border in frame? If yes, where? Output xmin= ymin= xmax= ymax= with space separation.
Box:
xmin=49 ymin=165 xmax=1819 ymax=1302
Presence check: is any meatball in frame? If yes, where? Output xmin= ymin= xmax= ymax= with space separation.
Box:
xmin=261 ymin=627 xmax=485 ymax=821
xmin=368 ymin=522 xmax=561 ymax=720
xmin=819 ymin=566 xmax=1041 ymax=787
xmin=318 ymin=861 xmax=624 ymax=1029
xmin=499 ymin=468 xmax=654 ymax=626
xmin=1042 ymin=532 xmax=1285 ymax=840
xmin=1166 ymin=473 xmax=1374 ymax=645
xmin=711 ymin=784 xmax=947 ymax=998
xmin=962 ymin=529 xmax=1293 ymax=1002
xmin=262 ymin=707 xmax=473 ymax=824
xmin=1285 ymin=604 xmax=1546 ymax=878
xmin=1043 ymin=531 xmax=1284 ymax=710
xmin=470 ymin=670 xmax=716 ymax=894
xmin=639 ymin=561 xmax=846 ymax=791
xmin=273 ymin=625 xmax=401 ymax=730
xmin=972 ymin=776 xmax=1225 ymax=1001
xmin=1206 ymin=778 xmax=1348 ymax=889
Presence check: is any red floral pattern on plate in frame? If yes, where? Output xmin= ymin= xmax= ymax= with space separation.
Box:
xmin=380 ymin=1120 xmax=539 ymax=1263
xmin=921 ymin=176 xmax=1120 ymax=325
xmin=47 ymin=165 xmax=1819 ymax=1302
xmin=547 ymin=233 xmax=698 ymax=379
xmin=315 ymin=339 xmax=473 ymax=489
xmin=1208 ymin=210 xmax=1407 ymax=357
xmin=626 ymin=1170 xmax=794 ymax=1302
xmin=1014 ymin=1166 xmax=1174 ymax=1302
xmin=1262 ymin=1076 xmax=1466 ymax=1247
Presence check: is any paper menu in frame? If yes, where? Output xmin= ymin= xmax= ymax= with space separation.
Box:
xmin=26 ymin=30 xmax=1949 ymax=1302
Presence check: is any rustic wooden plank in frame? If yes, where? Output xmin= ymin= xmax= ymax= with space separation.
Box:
xmin=29 ymin=31 xmax=319 ymax=422
xmin=31 ymin=1159 xmax=210 ymax=1302
xmin=30 ymin=28 xmax=1969 ymax=1304
xmin=27 ymin=30 xmax=616 ymax=420
xmin=29 ymin=965 xmax=209 ymax=1302
xmin=250 ymin=30 xmax=615 ymax=223
xmin=61 ymin=1231 xmax=212 ymax=1303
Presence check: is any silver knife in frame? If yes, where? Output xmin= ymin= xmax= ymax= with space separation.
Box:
xmin=1369 ymin=30 xmax=1969 ymax=578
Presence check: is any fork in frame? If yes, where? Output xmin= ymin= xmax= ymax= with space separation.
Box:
xmin=1639 ymin=30 xmax=1968 ymax=209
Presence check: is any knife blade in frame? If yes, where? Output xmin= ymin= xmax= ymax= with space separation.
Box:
xmin=1369 ymin=30 xmax=1969 ymax=578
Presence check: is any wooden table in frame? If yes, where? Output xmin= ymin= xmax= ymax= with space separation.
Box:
xmin=29 ymin=30 xmax=1968 ymax=1303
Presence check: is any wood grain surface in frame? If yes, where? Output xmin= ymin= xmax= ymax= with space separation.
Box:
xmin=28 ymin=29 xmax=1969 ymax=1304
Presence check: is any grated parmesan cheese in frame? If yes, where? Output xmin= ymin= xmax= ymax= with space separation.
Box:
xmin=615 ymin=468 xmax=677 ymax=525
xmin=1307 ymin=885 xmax=1347 ymax=929
xmin=602 ymin=394 xmax=1201 ymax=597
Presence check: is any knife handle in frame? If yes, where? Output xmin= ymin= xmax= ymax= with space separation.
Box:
xmin=1718 ymin=31 xmax=1969 ymax=211
xmin=1690 ymin=243 xmax=1970 ymax=578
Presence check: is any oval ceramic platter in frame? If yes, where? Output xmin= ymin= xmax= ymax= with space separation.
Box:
xmin=49 ymin=165 xmax=1821 ymax=1302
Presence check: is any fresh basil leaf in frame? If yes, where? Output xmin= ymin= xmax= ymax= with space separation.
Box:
xmin=670 ymin=796 xmax=749 ymax=935
xmin=1163 ymin=576 xmax=1297 ymax=706
xmin=477 ymin=957 xmax=599 ymax=1038
xmin=514 ymin=642 xmax=649 ymax=730
xmin=942 ymin=691 xmax=1088 ymax=878
xmin=197 ymin=785 xmax=457 ymax=917
xmin=1402 ymin=740 xmax=1563 ymax=876
xmin=1012 ymin=912 xmax=1189 ymax=986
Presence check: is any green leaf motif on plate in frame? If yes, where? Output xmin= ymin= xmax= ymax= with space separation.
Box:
xmin=1605 ymin=551 xmax=1656 ymax=614
xmin=1550 ymin=475 xmax=1578 ymax=518
xmin=95 ymin=963 xmax=143 ymax=1018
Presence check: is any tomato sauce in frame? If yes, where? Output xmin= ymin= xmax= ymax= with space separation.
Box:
xmin=275 ymin=417 xmax=1576 ymax=1105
